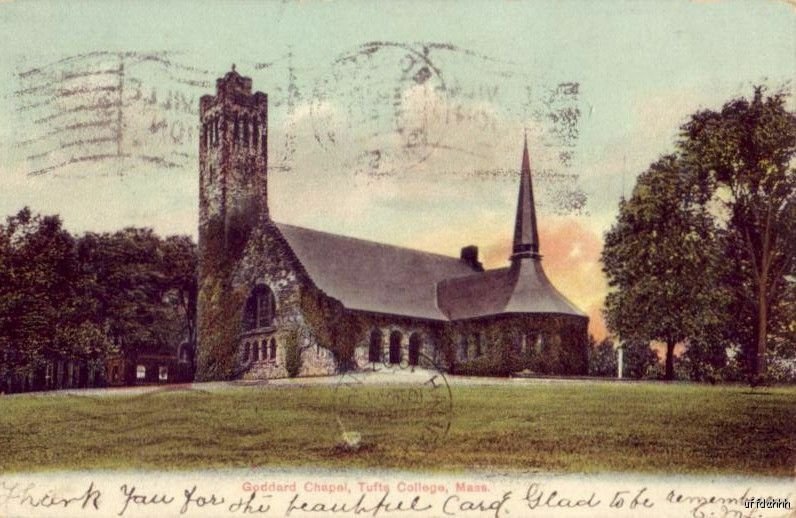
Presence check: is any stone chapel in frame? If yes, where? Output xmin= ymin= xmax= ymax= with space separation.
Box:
xmin=196 ymin=68 xmax=588 ymax=381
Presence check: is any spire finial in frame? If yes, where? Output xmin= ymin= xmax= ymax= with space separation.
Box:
xmin=511 ymin=134 xmax=540 ymax=262
xmin=231 ymin=63 xmax=236 ymax=72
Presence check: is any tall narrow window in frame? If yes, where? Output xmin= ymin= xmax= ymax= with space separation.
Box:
xmin=242 ymin=285 xmax=276 ymax=331
xmin=408 ymin=333 xmax=421 ymax=366
xmin=269 ymin=338 xmax=277 ymax=361
xmin=389 ymin=331 xmax=402 ymax=364
xmin=369 ymin=329 xmax=382 ymax=362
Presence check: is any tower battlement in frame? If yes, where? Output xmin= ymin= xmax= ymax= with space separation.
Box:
xmin=198 ymin=67 xmax=269 ymax=262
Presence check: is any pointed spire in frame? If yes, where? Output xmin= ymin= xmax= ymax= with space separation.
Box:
xmin=511 ymin=133 xmax=540 ymax=262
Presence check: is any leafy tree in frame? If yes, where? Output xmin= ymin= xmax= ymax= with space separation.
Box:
xmin=602 ymin=155 xmax=728 ymax=380
xmin=161 ymin=235 xmax=198 ymax=349
xmin=0 ymin=207 xmax=197 ymax=392
xmin=77 ymin=228 xmax=196 ymax=363
xmin=0 ymin=208 xmax=110 ymax=391
xmin=679 ymin=87 xmax=796 ymax=383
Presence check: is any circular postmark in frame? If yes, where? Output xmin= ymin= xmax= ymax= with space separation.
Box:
xmin=332 ymin=350 xmax=453 ymax=455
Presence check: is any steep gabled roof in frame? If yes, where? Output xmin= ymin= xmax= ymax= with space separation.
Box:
xmin=274 ymin=223 xmax=478 ymax=320
xmin=269 ymin=137 xmax=587 ymax=324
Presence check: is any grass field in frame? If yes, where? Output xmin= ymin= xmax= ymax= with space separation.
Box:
xmin=1 ymin=381 xmax=794 ymax=476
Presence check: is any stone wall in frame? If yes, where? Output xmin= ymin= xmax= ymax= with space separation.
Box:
xmin=350 ymin=311 xmax=446 ymax=370
xmin=448 ymin=314 xmax=589 ymax=375
xmin=230 ymin=221 xmax=339 ymax=380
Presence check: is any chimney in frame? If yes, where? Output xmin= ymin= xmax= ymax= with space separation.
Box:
xmin=460 ymin=245 xmax=484 ymax=272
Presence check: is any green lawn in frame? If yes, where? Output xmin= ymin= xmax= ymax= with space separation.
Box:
xmin=1 ymin=381 xmax=794 ymax=476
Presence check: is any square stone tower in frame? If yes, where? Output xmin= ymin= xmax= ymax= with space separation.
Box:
xmin=199 ymin=66 xmax=268 ymax=257
xmin=197 ymin=67 xmax=269 ymax=380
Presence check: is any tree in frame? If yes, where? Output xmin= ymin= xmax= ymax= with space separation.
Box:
xmin=679 ymin=87 xmax=796 ymax=383
xmin=602 ymin=155 xmax=729 ymax=380
xmin=77 ymin=228 xmax=197 ymax=364
xmin=0 ymin=208 xmax=110 ymax=391
xmin=161 ymin=235 xmax=198 ymax=349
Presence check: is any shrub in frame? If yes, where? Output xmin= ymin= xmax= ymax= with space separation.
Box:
xmin=284 ymin=328 xmax=302 ymax=378
xmin=588 ymin=338 xmax=617 ymax=377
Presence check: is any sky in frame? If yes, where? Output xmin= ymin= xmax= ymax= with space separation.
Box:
xmin=0 ymin=0 xmax=793 ymax=339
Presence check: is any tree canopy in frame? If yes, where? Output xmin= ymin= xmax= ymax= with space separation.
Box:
xmin=602 ymin=87 xmax=795 ymax=383
xmin=602 ymin=155 xmax=728 ymax=380
xmin=679 ymin=87 xmax=795 ymax=383
xmin=0 ymin=208 xmax=197 ymax=392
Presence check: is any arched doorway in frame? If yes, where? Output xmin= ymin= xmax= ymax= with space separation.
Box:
xmin=408 ymin=333 xmax=421 ymax=366
xmin=389 ymin=331 xmax=402 ymax=364
xmin=369 ymin=329 xmax=382 ymax=362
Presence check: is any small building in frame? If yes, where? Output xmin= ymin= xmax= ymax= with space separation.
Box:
xmin=106 ymin=342 xmax=195 ymax=386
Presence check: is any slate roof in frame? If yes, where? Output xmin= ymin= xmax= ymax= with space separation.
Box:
xmin=274 ymin=223 xmax=477 ymax=320
xmin=436 ymin=260 xmax=587 ymax=320
xmin=270 ymin=137 xmax=587 ymax=323
xmin=273 ymin=222 xmax=586 ymax=322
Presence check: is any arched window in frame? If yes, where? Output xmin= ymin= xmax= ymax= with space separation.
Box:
xmin=269 ymin=338 xmax=277 ymax=361
xmin=368 ymin=329 xmax=382 ymax=362
xmin=389 ymin=331 xmax=402 ymax=364
xmin=260 ymin=340 xmax=267 ymax=361
xmin=474 ymin=333 xmax=482 ymax=357
xmin=243 ymin=342 xmax=250 ymax=362
xmin=242 ymin=285 xmax=276 ymax=331
xmin=460 ymin=336 xmax=468 ymax=361
xmin=408 ymin=333 xmax=421 ymax=366
xmin=242 ymin=115 xmax=249 ymax=145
